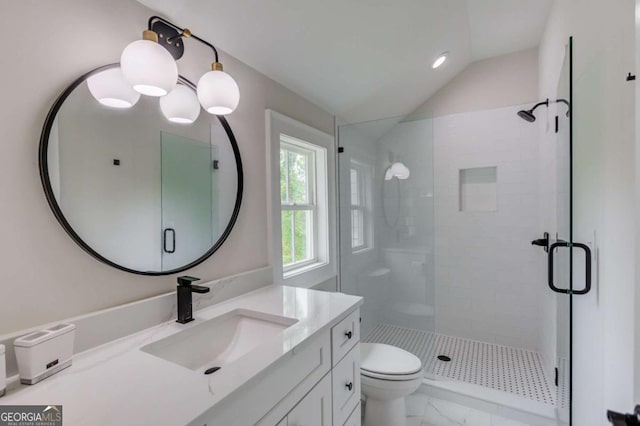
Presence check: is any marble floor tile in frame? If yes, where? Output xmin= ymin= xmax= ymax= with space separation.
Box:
xmin=406 ymin=417 xmax=424 ymax=426
xmin=423 ymin=397 xmax=492 ymax=426
xmin=406 ymin=393 xmax=429 ymax=417
xmin=490 ymin=417 xmax=529 ymax=426
xmin=402 ymin=394 xmax=530 ymax=426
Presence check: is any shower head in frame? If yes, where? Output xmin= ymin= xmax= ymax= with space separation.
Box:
xmin=517 ymin=98 xmax=550 ymax=123
xmin=517 ymin=110 xmax=537 ymax=122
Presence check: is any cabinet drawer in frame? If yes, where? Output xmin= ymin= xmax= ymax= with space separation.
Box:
xmin=332 ymin=344 xmax=360 ymax=426
xmin=331 ymin=309 xmax=360 ymax=365
xmin=343 ymin=403 xmax=361 ymax=426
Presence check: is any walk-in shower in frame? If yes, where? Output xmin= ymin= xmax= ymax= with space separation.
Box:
xmin=337 ymin=38 xmax=578 ymax=426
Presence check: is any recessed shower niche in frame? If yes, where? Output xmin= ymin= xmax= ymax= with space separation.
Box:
xmin=458 ymin=166 xmax=497 ymax=212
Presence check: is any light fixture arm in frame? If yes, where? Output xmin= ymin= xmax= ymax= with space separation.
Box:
xmin=147 ymin=16 xmax=219 ymax=62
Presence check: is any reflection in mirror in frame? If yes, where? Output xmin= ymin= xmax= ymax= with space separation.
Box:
xmin=43 ymin=65 xmax=242 ymax=274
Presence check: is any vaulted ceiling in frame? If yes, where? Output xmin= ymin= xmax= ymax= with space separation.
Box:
xmin=137 ymin=0 xmax=553 ymax=123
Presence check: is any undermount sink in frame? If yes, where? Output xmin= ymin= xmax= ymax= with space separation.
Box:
xmin=140 ymin=309 xmax=298 ymax=372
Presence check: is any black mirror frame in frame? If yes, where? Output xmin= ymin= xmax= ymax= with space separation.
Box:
xmin=38 ymin=63 xmax=243 ymax=276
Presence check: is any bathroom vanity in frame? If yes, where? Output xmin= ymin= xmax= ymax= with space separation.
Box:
xmin=1 ymin=285 xmax=362 ymax=426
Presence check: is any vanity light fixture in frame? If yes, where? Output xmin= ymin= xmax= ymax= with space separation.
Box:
xmin=160 ymin=84 xmax=201 ymax=124
xmin=121 ymin=29 xmax=178 ymax=97
xmin=432 ymin=52 xmax=448 ymax=69
xmin=120 ymin=16 xmax=240 ymax=115
xmin=197 ymin=62 xmax=240 ymax=115
xmin=87 ymin=67 xmax=141 ymax=108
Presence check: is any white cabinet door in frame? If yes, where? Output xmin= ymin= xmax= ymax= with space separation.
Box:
xmin=332 ymin=344 xmax=360 ymax=426
xmin=287 ymin=373 xmax=332 ymax=426
xmin=343 ymin=403 xmax=361 ymax=426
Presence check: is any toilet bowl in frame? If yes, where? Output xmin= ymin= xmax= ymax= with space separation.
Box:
xmin=360 ymin=343 xmax=423 ymax=426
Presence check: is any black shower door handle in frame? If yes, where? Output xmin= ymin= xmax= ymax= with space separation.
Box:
xmin=163 ymin=228 xmax=176 ymax=254
xmin=548 ymin=241 xmax=592 ymax=295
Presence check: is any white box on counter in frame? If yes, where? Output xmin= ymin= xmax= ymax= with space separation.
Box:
xmin=0 ymin=343 xmax=5 ymax=396
xmin=14 ymin=323 xmax=75 ymax=385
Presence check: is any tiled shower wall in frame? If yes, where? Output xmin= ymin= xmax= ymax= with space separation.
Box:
xmin=433 ymin=104 xmax=546 ymax=351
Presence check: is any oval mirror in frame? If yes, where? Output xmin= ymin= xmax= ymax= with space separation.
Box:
xmin=39 ymin=64 xmax=243 ymax=275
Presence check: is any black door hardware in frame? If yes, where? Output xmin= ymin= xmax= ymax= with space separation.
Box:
xmin=548 ymin=241 xmax=592 ymax=295
xmin=345 ymin=382 xmax=353 ymax=391
xmin=607 ymin=406 xmax=640 ymax=425
xmin=627 ymin=73 xmax=636 ymax=82
xmin=344 ymin=331 xmax=353 ymax=339
xmin=163 ymin=228 xmax=176 ymax=253
xmin=531 ymin=232 xmax=550 ymax=253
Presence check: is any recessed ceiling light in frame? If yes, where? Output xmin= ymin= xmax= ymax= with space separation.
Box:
xmin=432 ymin=52 xmax=448 ymax=69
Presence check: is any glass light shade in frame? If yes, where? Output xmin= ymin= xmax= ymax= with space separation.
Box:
xmin=197 ymin=70 xmax=240 ymax=115
xmin=385 ymin=162 xmax=410 ymax=180
xmin=120 ymin=39 xmax=178 ymax=97
xmin=159 ymin=85 xmax=201 ymax=124
xmin=87 ymin=67 xmax=141 ymax=108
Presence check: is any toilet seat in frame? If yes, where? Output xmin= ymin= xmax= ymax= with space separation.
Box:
xmin=360 ymin=343 xmax=423 ymax=381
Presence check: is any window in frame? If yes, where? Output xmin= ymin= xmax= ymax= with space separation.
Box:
xmin=267 ymin=110 xmax=335 ymax=288
xmin=280 ymin=137 xmax=317 ymax=271
xmin=350 ymin=160 xmax=373 ymax=252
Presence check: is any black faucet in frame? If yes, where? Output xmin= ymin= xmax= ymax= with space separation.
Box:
xmin=176 ymin=276 xmax=210 ymax=324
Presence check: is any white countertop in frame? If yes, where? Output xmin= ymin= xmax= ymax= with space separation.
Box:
xmin=1 ymin=285 xmax=362 ymax=426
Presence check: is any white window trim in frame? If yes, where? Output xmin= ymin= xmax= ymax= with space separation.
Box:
xmin=266 ymin=110 xmax=337 ymax=288
xmin=350 ymin=159 xmax=374 ymax=254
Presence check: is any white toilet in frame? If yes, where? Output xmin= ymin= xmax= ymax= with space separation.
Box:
xmin=360 ymin=343 xmax=423 ymax=426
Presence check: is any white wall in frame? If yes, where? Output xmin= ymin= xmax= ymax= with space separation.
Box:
xmin=413 ymin=48 xmax=539 ymax=118
xmin=432 ymin=105 xmax=543 ymax=352
xmin=409 ymin=49 xmax=551 ymax=357
xmin=539 ymin=0 xmax=636 ymax=424
xmin=0 ymin=0 xmax=334 ymax=334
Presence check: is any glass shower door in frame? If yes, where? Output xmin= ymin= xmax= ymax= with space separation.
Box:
xmin=337 ymin=115 xmax=435 ymax=378
xmin=160 ymin=132 xmax=214 ymax=271
xmin=552 ymin=37 xmax=573 ymax=426
xmin=553 ymin=37 xmax=592 ymax=426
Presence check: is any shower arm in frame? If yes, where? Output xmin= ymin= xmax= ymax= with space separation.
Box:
xmin=530 ymin=99 xmax=550 ymax=113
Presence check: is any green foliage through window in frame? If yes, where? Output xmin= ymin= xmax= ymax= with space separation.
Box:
xmin=280 ymin=139 xmax=315 ymax=268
